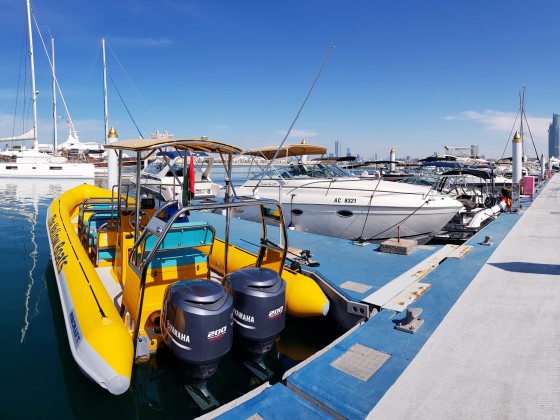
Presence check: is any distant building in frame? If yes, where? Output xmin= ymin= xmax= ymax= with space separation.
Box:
xmin=346 ymin=147 xmax=351 ymax=157
xmin=150 ymin=130 xmax=174 ymax=140
xmin=471 ymin=144 xmax=479 ymax=157
xmin=548 ymin=114 xmax=560 ymax=159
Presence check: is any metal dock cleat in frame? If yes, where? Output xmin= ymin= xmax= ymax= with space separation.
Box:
xmin=395 ymin=307 xmax=424 ymax=334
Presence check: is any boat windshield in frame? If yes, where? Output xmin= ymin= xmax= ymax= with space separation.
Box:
xmin=250 ymin=162 xmax=356 ymax=180
xmin=142 ymin=161 xmax=167 ymax=175
xmin=142 ymin=160 xmax=184 ymax=177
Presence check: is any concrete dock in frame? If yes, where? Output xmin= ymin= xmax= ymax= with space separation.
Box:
xmin=369 ymin=173 xmax=560 ymax=419
xmin=202 ymin=174 xmax=560 ymax=419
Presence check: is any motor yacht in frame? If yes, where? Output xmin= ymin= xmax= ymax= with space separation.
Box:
xmin=131 ymin=153 xmax=222 ymax=201
xmin=233 ymin=141 xmax=464 ymax=243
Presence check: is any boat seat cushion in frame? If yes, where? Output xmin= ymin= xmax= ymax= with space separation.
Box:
xmin=83 ymin=214 xmax=118 ymax=241
xmin=143 ymin=221 xmax=214 ymax=269
xmin=144 ymin=221 xmax=213 ymax=251
xmin=146 ymin=248 xmax=208 ymax=269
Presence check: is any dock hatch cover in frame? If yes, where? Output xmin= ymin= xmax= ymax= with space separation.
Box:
xmin=331 ymin=343 xmax=390 ymax=381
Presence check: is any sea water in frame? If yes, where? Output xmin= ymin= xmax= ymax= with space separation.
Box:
xmin=1 ymin=177 xmax=339 ymax=418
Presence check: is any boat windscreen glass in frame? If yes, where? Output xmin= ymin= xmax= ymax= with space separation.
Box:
xmin=303 ymin=163 xmax=356 ymax=178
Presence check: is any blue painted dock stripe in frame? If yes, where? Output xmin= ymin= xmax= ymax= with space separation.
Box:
xmin=208 ymin=383 xmax=338 ymax=419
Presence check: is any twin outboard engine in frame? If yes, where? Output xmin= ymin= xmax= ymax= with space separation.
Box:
xmin=223 ymin=267 xmax=286 ymax=380
xmin=161 ymin=280 xmax=233 ymax=407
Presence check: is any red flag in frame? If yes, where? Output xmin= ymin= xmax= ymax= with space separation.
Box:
xmin=189 ymin=153 xmax=195 ymax=197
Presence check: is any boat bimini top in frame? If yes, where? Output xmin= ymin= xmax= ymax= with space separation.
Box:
xmin=242 ymin=142 xmax=327 ymax=160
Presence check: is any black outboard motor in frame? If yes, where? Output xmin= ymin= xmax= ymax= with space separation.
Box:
xmin=161 ymin=280 xmax=233 ymax=408
xmin=223 ymin=267 xmax=286 ymax=380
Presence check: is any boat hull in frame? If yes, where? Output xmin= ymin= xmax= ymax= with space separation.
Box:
xmin=0 ymin=161 xmax=95 ymax=178
xmin=46 ymin=184 xmax=133 ymax=395
xmin=46 ymin=183 xmax=329 ymax=394
xmin=236 ymin=179 xmax=463 ymax=241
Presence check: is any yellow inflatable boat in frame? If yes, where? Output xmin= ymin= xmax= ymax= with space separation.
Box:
xmin=46 ymin=137 xmax=329 ymax=396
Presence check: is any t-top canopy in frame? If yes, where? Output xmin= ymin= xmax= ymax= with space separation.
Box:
xmin=242 ymin=144 xmax=327 ymax=160
xmin=104 ymin=137 xmax=242 ymax=155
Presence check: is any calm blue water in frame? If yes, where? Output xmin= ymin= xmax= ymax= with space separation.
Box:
xmin=1 ymin=177 xmax=337 ymax=419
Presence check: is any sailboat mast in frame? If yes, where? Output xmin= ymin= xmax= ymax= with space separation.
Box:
xmin=520 ymin=88 xmax=525 ymax=157
xmin=102 ymin=37 xmax=109 ymax=144
xmin=51 ymin=35 xmax=57 ymax=149
xmin=26 ymin=0 xmax=38 ymax=150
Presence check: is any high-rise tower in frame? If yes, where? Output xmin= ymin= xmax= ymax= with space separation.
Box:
xmin=548 ymin=114 xmax=560 ymax=159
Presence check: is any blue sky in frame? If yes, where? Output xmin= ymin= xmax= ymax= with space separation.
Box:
xmin=0 ymin=0 xmax=557 ymax=160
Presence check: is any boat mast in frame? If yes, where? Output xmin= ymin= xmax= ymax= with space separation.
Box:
xmin=520 ymin=87 xmax=525 ymax=157
xmin=102 ymin=37 xmax=109 ymax=144
xmin=51 ymin=35 xmax=57 ymax=149
xmin=26 ymin=0 xmax=39 ymax=150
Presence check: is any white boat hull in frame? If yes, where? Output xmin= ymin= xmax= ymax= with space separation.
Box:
xmin=0 ymin=161 xmax=95 ymax=179
xmin=235 ymin=179 xmax=463 ymax=241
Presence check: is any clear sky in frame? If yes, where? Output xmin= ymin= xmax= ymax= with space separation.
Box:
xmin=0 ymin=0 xmax=557 ymax=160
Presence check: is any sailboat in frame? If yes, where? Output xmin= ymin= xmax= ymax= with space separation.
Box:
xmin=0 ymin=0 xmax=94 ymax=179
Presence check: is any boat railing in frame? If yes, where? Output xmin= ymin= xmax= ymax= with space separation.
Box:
xmin=78 ymin=199 xmax=124 ymax=237
xmin=91 ymin=219 xmax=119 ymax=266
xmin=123 ymin=195 xmax=289 ymax=359
xmin=134 ymin=218 xmax=216 ymax=278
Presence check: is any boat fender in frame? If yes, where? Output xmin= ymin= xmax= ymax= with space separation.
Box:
xmin=490 ymin=199 xmax=508 ymax=214
xmin=501 ymin=188 xmax=513 ymax=207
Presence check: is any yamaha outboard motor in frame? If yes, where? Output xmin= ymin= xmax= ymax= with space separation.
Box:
xmin=223 ymin=267 xmax=286 ymax=380
xmin=162 ymin=280 xmax=233 ymax=408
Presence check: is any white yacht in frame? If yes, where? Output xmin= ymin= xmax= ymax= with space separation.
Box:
xmin=131 ymin=153 xmax=222 ymax=201
xmin=233 ymin=141 xmax=463 ymax=243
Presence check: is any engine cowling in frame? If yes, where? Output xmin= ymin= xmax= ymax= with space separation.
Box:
xmin=161 ymin=280 xmax=233 ymax=380
xmin=223 ymin=267 xmax=286 ymax=356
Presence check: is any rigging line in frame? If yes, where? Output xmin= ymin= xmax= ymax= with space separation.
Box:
xmin=255 ymin=45 xmax=336 ymax=191
xmin=108 ymin=73 xmax=144 ymax=139
xmin=32 ymin=16 xmax=77 ymax=136
xmin=522 ymin=108 xmax=541 ymax=163
xmin=356 ymin=177 xmax=383 ymax=240
xmin=9 ymin=25 xmax=30 ymax=140
xmin=500 ymin=107 xmax=521 ymax=160
xmin=362 ymin=200 xmax=430 ymax=242
xmin=106 ymin=41 xmax=161 ymax=128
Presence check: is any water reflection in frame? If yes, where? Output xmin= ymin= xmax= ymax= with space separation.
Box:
xmin=13 ymin=176 xmax=342 ymax=418
xmin=45 ymin=248 xmax=340 ymax=418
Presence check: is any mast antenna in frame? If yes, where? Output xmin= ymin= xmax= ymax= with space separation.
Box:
xmin=255 ymin=45 xmax=335 ymax=190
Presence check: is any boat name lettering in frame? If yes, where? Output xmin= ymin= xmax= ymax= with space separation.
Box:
xmin=269 ymin=305 xmax=284 ymax=319
xmin=208 ymin=326 xmax=227 ymax=341
xmin=334 ymin=197 xmax=356 ymax=204
xmin=233 ymin=309 xmax=254 ymax=323
xmin=48 ymin=214 xmax=68 ymax=272
xmin=166 ymin=320 xmax=190 ymax=343
xmin=69 ymin=310 xmax=81 ymax=344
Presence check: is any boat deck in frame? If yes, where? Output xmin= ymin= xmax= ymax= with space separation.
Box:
xmin=200 ymin=173 xmax=560 ymax=419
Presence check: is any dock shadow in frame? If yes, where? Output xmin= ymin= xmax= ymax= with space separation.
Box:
xmin=489 ymin=262 xmax=560 ymax=276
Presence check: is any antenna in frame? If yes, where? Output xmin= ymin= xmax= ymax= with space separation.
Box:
xmin=254 ymin=46 xmax=335 ymax=190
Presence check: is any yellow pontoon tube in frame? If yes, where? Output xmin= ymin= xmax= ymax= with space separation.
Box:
xmin=47 ymin=184 xmax=133 ymax=395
